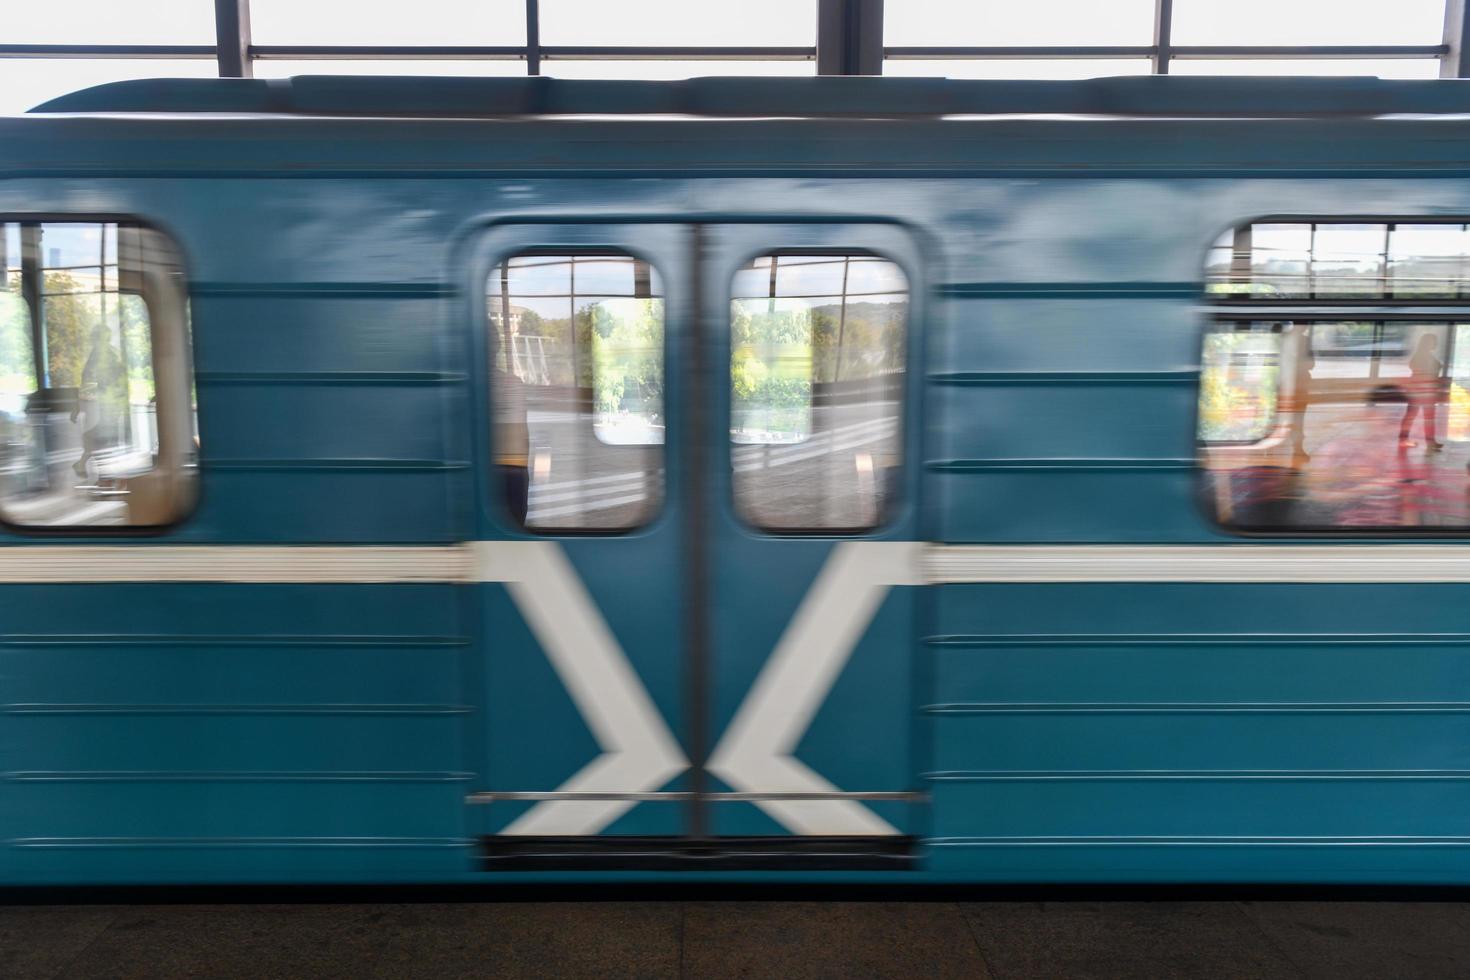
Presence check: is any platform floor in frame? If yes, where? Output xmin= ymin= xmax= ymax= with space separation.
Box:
xmin=6 ymin=896 xmax=1470 ymax=979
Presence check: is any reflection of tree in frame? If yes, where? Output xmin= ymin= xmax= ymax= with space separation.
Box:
xmin=812 ymin=301 xmax=906 ymax=381
xmin=731 ymin=299 xmax=906 ymax=434
xmin=504 ymin=298 xmax=664 ymax=418
xmin=587 ymin=299 xmax=663 ymax=420
xmin=1199 ymin=332 xmax=1280 ymax=442
xmin=0 ymin=295 xmax=34 ymax=394
xmin=41 ymin=273 xmax=88 ymax=388
xmin=119 ymin=295 xmax=153 ymax=400
xmin=22 ymin=273 xmax=153 ymax=401
xmin=732 ymin=303 xmax=813 ymax=432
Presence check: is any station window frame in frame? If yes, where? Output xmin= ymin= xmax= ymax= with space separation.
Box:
xmin=0 ymin=214 xmax=198 ymax=535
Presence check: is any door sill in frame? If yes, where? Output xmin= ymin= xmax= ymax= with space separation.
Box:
xmin=478 ymin=835 xmax=916 ymax=872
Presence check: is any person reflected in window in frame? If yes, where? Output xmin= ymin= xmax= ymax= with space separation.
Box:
xmin=1400 ymin=332 xmax=1445 ymax=452
xmin=495 ymin=367 xmax=530 ymax=526
xmin=491 ymin=307 xmax=530 ymax=525
xmin=70 ymin=323 xmax=126 ymax=479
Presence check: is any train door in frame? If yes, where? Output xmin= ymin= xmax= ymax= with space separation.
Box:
xmin=470 ymin=220 xmax=923 ymax=869
xmin=698 ymin=223 xmax=924 ymax=860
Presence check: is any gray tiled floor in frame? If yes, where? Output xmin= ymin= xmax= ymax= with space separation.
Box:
xmin=5 ymin=898 xmax=1470 ymax=979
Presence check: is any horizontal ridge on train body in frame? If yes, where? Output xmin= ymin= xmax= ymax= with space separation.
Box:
xmin=27 ymin=75 xmax=1470 ymax=119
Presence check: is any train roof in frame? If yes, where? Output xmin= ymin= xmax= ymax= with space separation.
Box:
xmin=27 ymin=75 xmax=1470 ymax=120
xmin=12 ymin=76 xmax=1470 ymax=179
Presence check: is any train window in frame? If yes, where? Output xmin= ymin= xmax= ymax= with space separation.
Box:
xmin=0 ymin=220 xmax=196 ymax=529
xmin=487 ymin=252 xmax=665 ymax=532
xmin=730 ymin=253 xmax=906 ymax=532
xmin=1199 ymin=220 xmax=1470 ymax=530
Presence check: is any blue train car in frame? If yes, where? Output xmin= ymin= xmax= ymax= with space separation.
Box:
xmin=4 ymin=75 xmax=1470 ymax=885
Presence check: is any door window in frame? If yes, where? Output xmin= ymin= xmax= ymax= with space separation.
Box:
xmin=729 ymin=252 xmax=907 ymax=531
xmin=487 ymin=251 xmax=665 ymax=531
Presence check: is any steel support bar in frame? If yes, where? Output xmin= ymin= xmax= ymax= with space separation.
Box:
xmin=250 ymin=46 xmax=528 ymax=60
xmin=525 ymin=0 xmax=541 ymax=75
xmin=247 ymin=45 xmax=815 ymax=61
xmin=817 ymin=0 xmax=883 ymax=75
xmin=884 ymin=46 xmax=1153 ymax=59
xmin=214 ymin=0 xmax=252 ymax=78
xmin=1170 ymin=45 xmax=1447 ymax=59
xmin=0 ymin=45 xmax=216 ymax=59
xmin=1445 ymin=0 xmax=1470 ymax=77
xmin=10 ymin=43 xmax=1436 ymax=67
xmin=1153 ymin=0 xmax=1173 ymax=74
xmin=536 ymin=45 xmax=815 ymax=61
xmin=882 ymin=45 xmax=1447 ymax=61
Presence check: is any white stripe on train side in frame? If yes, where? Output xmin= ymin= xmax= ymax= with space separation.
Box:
xmin=920 ymin=545 xmax=1470 ymax=583
xmin=0 ymin=542 xmax=1468 ymax=584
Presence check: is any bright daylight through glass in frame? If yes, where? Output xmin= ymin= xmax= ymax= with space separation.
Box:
xmin=1 ymin=0 xmax=1465 ymax=114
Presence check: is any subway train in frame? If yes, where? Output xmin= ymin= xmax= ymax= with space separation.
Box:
xmin=4 ymin=74 xmax=1470 ymax=885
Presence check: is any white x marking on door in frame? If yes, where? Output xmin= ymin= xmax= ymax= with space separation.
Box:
xmin=475 ymin=541 xmax=687 ymax=836
xmin=707 ymin=541 xmax=922 ymax=835
xmin=476 ymin=540 xmax=921 ymax=836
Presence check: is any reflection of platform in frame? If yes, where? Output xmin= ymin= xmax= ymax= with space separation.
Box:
xmin=518 ymin=400 xmax=902 ymax=530
xmin=0 ymin=447 xmax=148 ymax=527
xmin=1205 ymin=396 xmax=1470 ymax=528
xmin=0 ymin=488 xmax=127 ymax=526
xmin=0 ymin=405 xmax=157 ymax=526
xmin=526 ymin=468 xmax=658 ymax=524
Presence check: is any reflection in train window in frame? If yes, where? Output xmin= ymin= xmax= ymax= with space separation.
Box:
xmin=730 ymin=253 xmax=906 ymax=532
xmin=1205 ymin=221 xmax=1470 ymax=299
xmin=487 ymin=252 xmax=664 ymax=532
xmin=0 ymin=221 xmax=196 ymax=528
xmin=1198 ymin=327 xmax=1282 ymax=443
xmin=1199 ymin=318 xmax=1470 ymax=530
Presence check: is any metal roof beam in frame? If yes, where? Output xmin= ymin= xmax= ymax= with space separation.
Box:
xmin=215 ymin=0 xmax=252 ymax=78
xmin=1445 ymin=0 xmax=1470 ymax=77
xmin=817 ymin=0 xmax=883 ymax=76
xmin=1153 ymin=0 xmax=1173 ymax=74
xmin=525 ymin=0 xmax=540 ymax=76
xmin=881 ymin=45 xmax=1447 ymax=61
xmin=0 ymin=45 xmax=217 ymax=58
xmin=245 ymin=46 xmax=815 ymax=61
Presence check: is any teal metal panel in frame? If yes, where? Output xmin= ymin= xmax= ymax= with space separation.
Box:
xmin=923 ymin=582 xmax=1470 ymax=879
xmin=929 ymin=378 xmax=1198 ymax=464
xmin=929 ymin=712 xmax=1470 ymax=772
xmin=0 ymin=583 xmax=471 ymax=883
xmin=191 ymin=296 xmax=451 ymax=376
